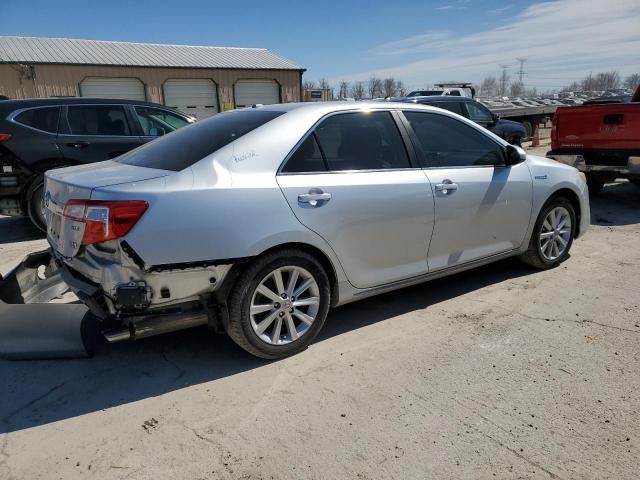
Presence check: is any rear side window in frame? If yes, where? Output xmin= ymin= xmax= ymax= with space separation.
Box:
xmin=313 ymin=111 xmax=410 ymax=171
xmin=67 ymin=105 xmax=132 ymax=136
xmin=403 ymin=111 xmax=504 ymax=168
xmin=14 ymin=107 xmax=60 ymax=133
xmin=117 ymin=110 xmax=284 ymax=171
xmin=282 ymin=134 xmax=327 ymax=173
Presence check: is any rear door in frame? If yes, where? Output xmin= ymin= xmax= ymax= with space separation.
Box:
xmin=401 ymin=111 xmax=532 ymax=271
xmin=57 ymin=104 xmax=144 ymax=163
xmin=277 ymin=110 xmax=435 ymax=289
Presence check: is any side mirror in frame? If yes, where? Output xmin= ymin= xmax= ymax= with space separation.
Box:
xmin=149 ymin=127 xmax=166 ymax=137
xmin=505 ymin=144 xmax=526 ymax=166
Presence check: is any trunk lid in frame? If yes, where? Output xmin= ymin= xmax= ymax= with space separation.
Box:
xmin=44 ymin=160 xmax=170 ymax=257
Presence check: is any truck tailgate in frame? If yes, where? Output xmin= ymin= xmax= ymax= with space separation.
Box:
xmin=553 ymin=103 xmax=640 ymax=151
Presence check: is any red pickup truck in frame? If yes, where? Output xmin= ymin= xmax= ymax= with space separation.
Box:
xmin=547 ymin=84 xmax=640 ymax=194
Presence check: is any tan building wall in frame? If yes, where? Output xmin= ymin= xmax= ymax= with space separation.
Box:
xmin=0 ymin=64 xmax=302 ymax=108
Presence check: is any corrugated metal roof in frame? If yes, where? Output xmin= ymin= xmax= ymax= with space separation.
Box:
xmin=0 ymin=36 xmax=304 ymax=71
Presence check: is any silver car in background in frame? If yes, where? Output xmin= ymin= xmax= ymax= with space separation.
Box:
xmin=44 ymin=102 xmax=589 ymax=358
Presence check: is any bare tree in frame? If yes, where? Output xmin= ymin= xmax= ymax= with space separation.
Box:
xmin=396 ymin=80 xmax=408 ymax=97
xmin=318 ymin=78 xmax=331 ymax=89
xmin=351 ymin=81 xmax=366 ymax=100
xmin=624 ymin=73 xmax=640 ymax=89
xmin=303 ymin=80 xmax=316 ymax=90
xmin=367 ymin=76 xmax=383 ymax=99
xmin=382 ymin=77 xmax=398 ymax=97
xmin=499 ymin=65 xmax=510 ymax=96
xmin=509 ymin=81 xmax=525 ymax=97
xmin=479 ymin=77 xmax=498 ymax=97
xmin=339 ymin=80 xmax=349 ymax=99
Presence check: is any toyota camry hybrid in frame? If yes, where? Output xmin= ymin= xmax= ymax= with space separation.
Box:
xmin=44 ymin=102 xmax=589 ymax=359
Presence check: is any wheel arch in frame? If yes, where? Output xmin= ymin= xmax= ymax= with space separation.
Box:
xmin=252 ymin=242 xmax=341 ymax=307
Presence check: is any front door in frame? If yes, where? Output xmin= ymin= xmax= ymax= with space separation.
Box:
xmin=57 ymin=104 xmax=143 ymax=163
xmin=277 ymin=111 xmax=435 ymax=289
xmin=402 ymin=110 xmax=532 ymax=270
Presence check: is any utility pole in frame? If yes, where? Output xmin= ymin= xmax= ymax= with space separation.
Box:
xmin=499 ymin=64 xmax=509 ymax=96
xmin=516 ymin=57 xmax=527 ymax=83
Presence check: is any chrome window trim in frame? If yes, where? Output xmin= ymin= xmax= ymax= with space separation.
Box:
xmin=7 ymin=105 xmax=62 ymax=135
xmin=276 ymin=108 xmax=415 ymax=175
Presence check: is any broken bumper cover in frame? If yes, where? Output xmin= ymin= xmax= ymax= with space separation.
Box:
xmin=0 ymin=249 xmax=99 ymax=359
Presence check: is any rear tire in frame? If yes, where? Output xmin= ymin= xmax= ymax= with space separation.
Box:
xmin=519 ymin=196 xmax=576 ymax=270
xmin=26 ymin=175 xmax=46 ymax=232
xmin=227 ymin=249 xmax=331 ymax=359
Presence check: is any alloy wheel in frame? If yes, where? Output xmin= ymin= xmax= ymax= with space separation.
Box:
xmin=249 ymin=266 xmax=320 ymax=345
xmin=539 ymin=206 xmax=572 ymax=261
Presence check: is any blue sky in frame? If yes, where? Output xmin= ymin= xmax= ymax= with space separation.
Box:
xmin=1 ymin=0 xmax=638 ymax=91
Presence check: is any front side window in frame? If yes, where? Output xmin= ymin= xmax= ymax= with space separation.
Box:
xmin=15 ymin=107 xmax=60 ymax=133
xmin=67 ymin=105 xmax=131 ymax=136
xmin=117 ymin=110 xmax=284 ymax=171
xmin=312 ymin=111 xmax=410 ymax=171
xmin=463 ymin=102 xmax=493 ymax=124
xmin=134 ymin=106 xmax=191 ymax=136
xmin=403 ymin=111 xmax=504 ymax=168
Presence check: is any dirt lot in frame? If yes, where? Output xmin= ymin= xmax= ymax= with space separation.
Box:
xmin=1 ymin=137 xmax=639 ymax=479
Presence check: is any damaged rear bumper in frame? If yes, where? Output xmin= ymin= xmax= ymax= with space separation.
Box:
xmin=0 ymin=249 xmax=98 ymax=359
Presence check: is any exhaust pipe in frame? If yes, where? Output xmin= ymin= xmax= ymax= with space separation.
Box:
xmin=103 ymin=310 xmax=208 ymax=343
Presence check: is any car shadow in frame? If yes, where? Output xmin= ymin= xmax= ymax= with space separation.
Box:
xmin=0 ymin=257 xmax=533 ymax=435
xmin=590 ymin=180 xmax=640 ymax=226
xmin=0 ymin=215 xmax=44 ymax=245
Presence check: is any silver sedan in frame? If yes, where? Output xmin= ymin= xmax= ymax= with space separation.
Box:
xmin=44 ymin=102 xmax=590 ymax=358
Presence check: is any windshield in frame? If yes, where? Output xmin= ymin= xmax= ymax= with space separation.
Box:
xmin=407 ymin=90 xmax=444 ymax=97
xmin=117 ymin=110 xmax=284 ymax=171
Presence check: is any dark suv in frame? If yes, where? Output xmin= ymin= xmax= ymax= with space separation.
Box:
xmin=394 ymin=96 xmax=527 ymax=146
xmin=0 ymin=98 xmax=193 ymax=230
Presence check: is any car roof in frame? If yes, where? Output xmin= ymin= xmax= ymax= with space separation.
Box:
xmin=249 ymin=101 xmax=450 ymax=114
xmin=0 ymin=97 xmax=178 ymax=112
xmin=399 ymin=95 xmax=474 ymax=104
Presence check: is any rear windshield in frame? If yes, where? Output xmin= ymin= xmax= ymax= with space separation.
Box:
xmin=117 ymin=110 xmax=284 ymax=171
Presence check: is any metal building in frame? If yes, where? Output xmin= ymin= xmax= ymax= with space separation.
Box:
xmin=0 ymin=36 xmax=305 ymax=119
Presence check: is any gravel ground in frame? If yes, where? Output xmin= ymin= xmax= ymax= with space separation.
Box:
xmin=1 ymin=136 xmax=639 ymax=479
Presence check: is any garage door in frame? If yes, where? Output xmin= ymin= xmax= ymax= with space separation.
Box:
xmin=234 ymin=80 xmax=280 ymax=108
xmin=163 ymin=79 xmax=218 ymax=120
xmin=80 ymin=78 xmax=146 ymax=101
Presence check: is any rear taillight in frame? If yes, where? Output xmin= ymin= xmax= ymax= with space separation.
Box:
xmin=63 ymin=199 xmax=148 ymax=245
xmin=0 ymin=133 xmax=12 ymax=142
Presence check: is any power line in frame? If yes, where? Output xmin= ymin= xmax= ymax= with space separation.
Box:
xmin=516 ymin=58 xmax=527 ymax=83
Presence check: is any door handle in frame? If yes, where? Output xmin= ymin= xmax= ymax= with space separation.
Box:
xmin=298 ymin=190 xmax=332 ymax=207
xmin=66 ymin=141 xmax=89 ymax=149
xmin=434 ymin=179 xmax=458 ymax=194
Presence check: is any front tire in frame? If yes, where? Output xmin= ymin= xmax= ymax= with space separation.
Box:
xmin=227 ymin=249 xmax=331 ymax=359
xmin=519 ymin=196 xmax=576 ymax=269
xmin=585 ymin=173 xmax=604 ymax=196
